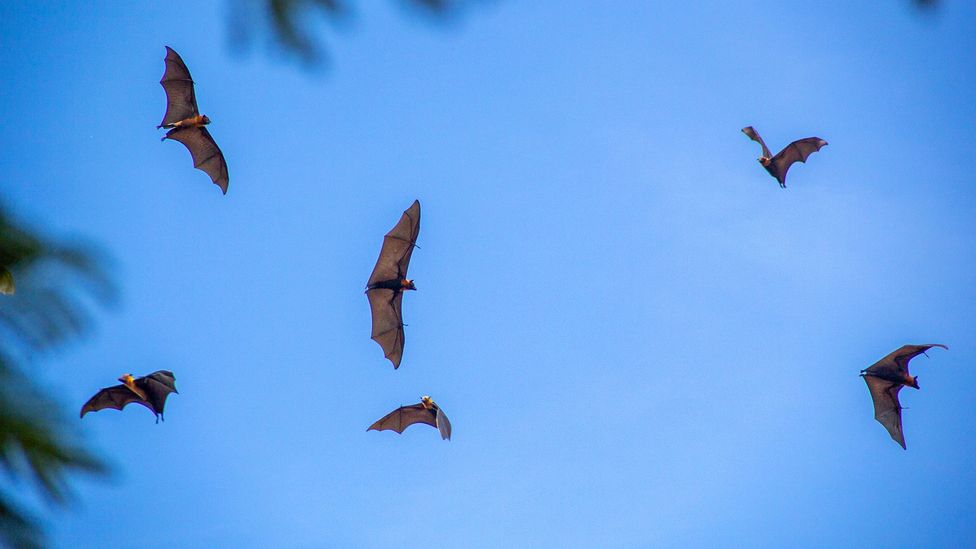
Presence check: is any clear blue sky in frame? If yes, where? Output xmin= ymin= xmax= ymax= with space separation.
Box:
xmin=2 ymin=1 xmax=975 ymax=547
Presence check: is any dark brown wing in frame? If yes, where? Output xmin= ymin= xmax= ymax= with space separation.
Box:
xmin=159 ymin=46 xmax=198 ymax=127
xmin=80 ymin=384 xmax=152 ymax=418
xmin=166 ymin=127 xmax=229 ymax=194
xmin=367 ymin=403 xmax=437 ymax=434
xmin=741 ymin=126 xmax=772 ymax=159
xmin=366 ymin=288 xmax=405 ymax=368
xmin=435 ymin=406 xmax=452 ymax=440
xmin=367 ymin=200 xmax=421 ymax=286
xmin=136 ymin=370 xmax=178 ymax=418
xmin=864 ymin=344 xmax=948 ymax=377
xmin=863 ymin=375 xmax=906 ymax=449
xmin=770 ymin=137 xmax=827 ymax=185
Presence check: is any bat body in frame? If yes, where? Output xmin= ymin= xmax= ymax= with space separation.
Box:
xmin=80 ymin=371 xmax=178 ymax=423
xmin=158 ymin=46 xmax=229 ymax=194
xmin=366 ymin=200 xmax=420 ymax=369
xmin=368 ymin=396 xmax=452 ymax=440
xmin=741 ymin=126 xmax=827 ymax=188
xmin=861 ymin=344 xmax=947 ymax=449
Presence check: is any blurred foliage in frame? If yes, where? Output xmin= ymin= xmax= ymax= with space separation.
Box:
xmin=0 ymin=207 xmax=114 ymax=548
xmin=228 ymin=0 xmax=481 ymax=65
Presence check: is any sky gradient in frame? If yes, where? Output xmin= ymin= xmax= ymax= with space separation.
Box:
xmin=2 ymin=1 xmax=975 ymax=547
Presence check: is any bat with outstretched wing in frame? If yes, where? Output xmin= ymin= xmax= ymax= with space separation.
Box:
xmin=158 ymin=46 xmax=229 ymax=194
xmin=741 ymin=126 xmax=827 ymax=188
xmin=365 ymin=200 xmax=420 ymax=369
xmin=80 ymin=371 xmax=179 ymax=423
xmin=368 ymin=396 xmax=451 ymax=440
xmin=860 ymin=344 xmax=947 ymax=449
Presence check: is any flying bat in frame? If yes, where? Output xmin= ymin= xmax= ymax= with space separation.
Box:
xmin=158 ymin=46 xmax=229 ymax=194
xmin=741 ymin=126 xmax=827 ymax=188
xmin=861 ymin=344 xmax=947 ymax=449
xmin=365 ymin=200 xmax=420 ymax=369
xmin=80 ymin=371 xmax=178 ymax=423
xmin=368 ymin=395 xmax=452 ymax=440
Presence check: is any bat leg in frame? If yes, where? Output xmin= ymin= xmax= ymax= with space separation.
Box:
xmin=155 ymin=414 xmax=161 ymax=424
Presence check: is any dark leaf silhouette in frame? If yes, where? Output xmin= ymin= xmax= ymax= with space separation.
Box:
xmin=0 ymin=206 xmax=113 ymax=548
xmin=228 ymin=0 xmax=480 ymax=65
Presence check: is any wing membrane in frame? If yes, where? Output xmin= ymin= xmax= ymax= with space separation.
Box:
xmin=741 ymin=126 xmax=772 ymax=159
xmin=366 ymin=288 xmax=404 ymax=368
xmin=770 ymin=137 xmax=827 ymax=185
xmin=80 ymin=385 xmax=152 ymax=418
xmin=167 ymin=127 xmax=229 ymax=193
xmin=159 ymin=46 xmax=198 ymax=127
xmin=368 ymin=403 xmax=436 ymax=434
xmin=863 ymin=375 xmax=906 ymax=449
xmin=367 ymin=200 xmax=421 ymax=286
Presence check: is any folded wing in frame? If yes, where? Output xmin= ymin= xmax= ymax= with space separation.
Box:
xmin=435 ymin=407 xmax=452 ymax=440
xmin=139 ymin=370 xmax=179 ymax=417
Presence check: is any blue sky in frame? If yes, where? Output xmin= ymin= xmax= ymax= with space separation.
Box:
xmin=2 ymin=1 xmax=975 ymax=547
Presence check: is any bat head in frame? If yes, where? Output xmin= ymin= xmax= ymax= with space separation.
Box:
xmin=906 ymin=375 xmax=920 ymax=389
xmin=200 ymin=115 xmax=211 ymax=125
xmin=421 ymin=395 xmax=434 ymax=409
xmin=118 ymin=373 xmax=135 ymax=384
xmin=758 ymin=156 xmax=772 ymax=167
xmin=401 ymin=279 xmax=416 ymax=290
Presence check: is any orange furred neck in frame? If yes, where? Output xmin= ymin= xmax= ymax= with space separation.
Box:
xmin=120 ymin=374 xmax=147 ymax=400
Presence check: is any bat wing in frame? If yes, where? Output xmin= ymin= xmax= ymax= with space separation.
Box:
xmin=770 ymin=137 xmax=827 ymax=185
xmin=167 ymin=127 xmax=229 ymax=194
xmin=159 ymin=46 xmax=198 ymax=127
xmin=137 ymin=370 xmax=179 ymax=417
xmin=368 ymin=403 xmax=437 ymax=434
xmin=865 ymin=343 xmax=948 ymax=377
xmin=80 ymin=384 xmax=152 ymax=418
xmin=435 ymin=406 xmax=452 ymax=440
xmin=367 ymin=200 xmax=421 ymax=286
xmin=863 ymin=375 xmax=906 ymax=449
xmin=367 ymin=288 xmax=405 ymax=368
xmin=0 ymin=267 xmax=14 ymax=295
xmin=741 ymin=126 xmax=772 ymax=159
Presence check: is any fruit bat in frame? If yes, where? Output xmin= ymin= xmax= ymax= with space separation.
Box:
xmin=741 ymin=126 xmax=827 ymax=188
xmin=860 ymin=344 xmax=947 ymax=449
xmin=158 ymin=46 xmax=229 ymax=194
xmin=365 ymin=200 xmax=420 ymax=369
xmin=368 ymin=396 xmax=452 ymax=440
xmin=80 ymin=371 xmax=178 ymax=423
